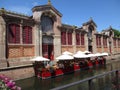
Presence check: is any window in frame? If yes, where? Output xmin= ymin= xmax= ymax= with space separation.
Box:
xmin=118 ymin=39 xmax=120 ymax=47
xmin=61 ymin=32 xmax=66 ymax=45
xmin=8 ymin=24 xmax=20 ymax=44
xmin=113 ymin=38 xmax=116 ymax=47
xmin=96 ymin=36 xmax=102 ymax=47
xmin=103 ymin=37 xmax=107 ymax=47
xmin=22 ymin=26 xmax=32 ymax=44
xmin=41 ymin=16 xmax=53 ymax=33
xmin=76 ymin=33 xmax=80 ymax=45
xmin=81 ymin=33 xmax=84 ymax=45
xmin=96 ymin=36 xmax=99 ymax=47
xmin=67 ymin=32 xmax=72 ymax=45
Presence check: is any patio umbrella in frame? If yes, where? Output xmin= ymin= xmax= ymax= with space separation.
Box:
xmin=73 ymin=53 xmax=89 ymax=58
xmin=56 ymin=54 xmax=74 ymax=60
xmin=100 ymin=52 xmax=109 ymax=56
xmin=94 ymin=53 xmax=102 ymax=57
xmin=30 ymin=56 xmax=50 ymax=61
xmin=76 ymin=51 xmax=84 ymax=54
xmin=62 ymin=51 xmax=73 ymax=55
xmin=83 ymin=50 xmax=91 ymax=54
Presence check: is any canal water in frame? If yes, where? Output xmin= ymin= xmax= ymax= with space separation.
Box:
xmin=16 ymin=60 xmax=120 ymax=90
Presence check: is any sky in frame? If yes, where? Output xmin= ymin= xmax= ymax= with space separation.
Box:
xmin=0 ymin=0 xmax=120 ymax=32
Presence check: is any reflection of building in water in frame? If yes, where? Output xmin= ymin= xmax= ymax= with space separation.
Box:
xmin=0 ymin=1 xmax=120 ymax=79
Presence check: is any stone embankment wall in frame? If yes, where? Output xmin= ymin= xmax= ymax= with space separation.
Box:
xmin=0 ymin=64 xmax=35 ymax=80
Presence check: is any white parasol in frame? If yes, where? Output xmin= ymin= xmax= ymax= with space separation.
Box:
xmin=73 ymin=53 xmax=90 ymax=58
xmin=83 ymin=50 xmax=91 ymax=54
xmin=76 ymin=51 xmax=84 ymax=54
xmin=30 ymin=56 xmax=50 ymax=61
xmin=101 ymin=52 xmax=109 ymax=56
xmin=94 ymin=53 xmax=102 ymax=57
xmin=56 ymin=54 xmax=74 ymax=60
xmin=62 ymin=51 xmax=73 ymax=55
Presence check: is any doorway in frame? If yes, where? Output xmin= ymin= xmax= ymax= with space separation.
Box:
xmin=42 ymin=36 xmax=54 ymax=60
xmin=88 ymin=46 xmax=93 ymax=53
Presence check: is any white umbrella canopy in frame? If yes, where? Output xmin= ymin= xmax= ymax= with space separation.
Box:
xmin=76 ymin=51 xmax=84 ymax=54
xmin=56 ymin=54 xmax=74 ymax=60
xmin=73 ymin=53 xmax=90 ymax=58
xmin=87 ymin=54 xmax=96 ymax=57
xmin=83 ymin=50 xmax=91 ymax=54
xmin=101 ymin=52 xmax=109 ymax=56
xmin=94 ymin=53 xmax=102 ymax=57
xmin=30 ymin=56 xmax=50 ymax=61
xmin=62 ymin=51 xmax=73 ymax=55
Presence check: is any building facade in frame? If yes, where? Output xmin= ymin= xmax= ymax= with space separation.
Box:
xmin=0 ymin=2 xmax=120 ymax=69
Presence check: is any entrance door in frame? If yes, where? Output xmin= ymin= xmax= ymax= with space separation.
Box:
xmin=42 ymin=36 xmax=54 ymax=60
xmin=88 ymin=46 xmax=93 ymax=53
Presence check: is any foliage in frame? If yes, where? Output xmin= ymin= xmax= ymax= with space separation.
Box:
xmin=113 ymin=29 xmax=120 ymax=37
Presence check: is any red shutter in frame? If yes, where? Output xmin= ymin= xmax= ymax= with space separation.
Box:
xmin=23 ymin=26 xmax=32 ymax=44
xmin=81 ymin=34 xmax=84 ymax=45
xmin=76 ymin=33 xmax=80 ymax=45
xmin=99 ymin=37 xmax=101 ymax=47
xmin=68 ymin=32 xmax=72 ymax=45
xmin=8 ymin=24 xmax=20 ymax=44
xmin=61 ymin=32 xmax=66 ymax=45
xmin=28 ymin=27 xmax=32 ymax=44
xmin=96 ymin=36 xmax=98 ymax=47
xmin=15 ymin=25 xmax=20 ymax=43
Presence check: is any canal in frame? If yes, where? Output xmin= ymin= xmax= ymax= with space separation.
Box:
xmin=16 ymin=60 xmax=120 ymax=90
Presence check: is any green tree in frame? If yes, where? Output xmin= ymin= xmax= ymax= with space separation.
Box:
xmin=113 ymin=29 xmax=120 ymax=37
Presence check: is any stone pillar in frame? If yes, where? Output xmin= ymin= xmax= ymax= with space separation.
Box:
xmin=92 ymin=31 xmax=97 ymax=53
xmin=73 ymin=30 xmax=76 ymax=53
xmin=54 ymin=35 xmax=61 ymax=60
xmin=101 ymin=36 xmax=104 ymax=52
xmin=0 ymin=16 xmax=7 ymax=68
xmin=34 ymin=23 xmax=43 ymax=56
xmin=85 ymin=33 xmax=88 ymax=51
xmin=20 ymin=20 xmax=23 ymax=44
xmin=0 ymin=16 xmax=6 ymax=60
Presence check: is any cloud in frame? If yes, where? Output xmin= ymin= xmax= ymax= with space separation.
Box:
xmin=7 ymin=6 xmax=32 ymax=15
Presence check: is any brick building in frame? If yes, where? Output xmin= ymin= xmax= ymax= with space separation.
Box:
xmin=0 ymin=1 xmax=120 ymax=79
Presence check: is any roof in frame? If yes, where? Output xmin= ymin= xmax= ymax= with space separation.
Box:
xmin=32 ymin=4 xmax=62 ymax=17
xmin=83 ymin=18 xmax=97 ymax=27
xmin=0 ymin=8 xmax=33 ymax=20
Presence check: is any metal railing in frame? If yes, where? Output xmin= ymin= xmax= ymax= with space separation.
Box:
xmin=51 ymin=69 xmax=120 ymax=90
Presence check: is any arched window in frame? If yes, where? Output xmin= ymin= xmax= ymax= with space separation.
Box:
xmin=88 ymin=26 xmax=93 ymax=38
xmin=41 ymin=16 xmax=53 ymax=33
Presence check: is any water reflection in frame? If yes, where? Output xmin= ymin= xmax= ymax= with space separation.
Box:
xmin=16 ymin=61 xmax=120 ymax=90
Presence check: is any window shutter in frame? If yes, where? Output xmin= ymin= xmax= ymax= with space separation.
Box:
xmin=23 ymin=26 xmax=32 ymax=44
xmin=76 ymin=33 xmax=80 ymax=45
xmin=68 ymin=32 xmax=72 ymax=45
xmin=81 ymin=34 xmax=84 ymax=45
xmin=8 ymin=24 xmax=20 ymax=44
xmin=61 ymin=32 xmax=66 ymax=45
